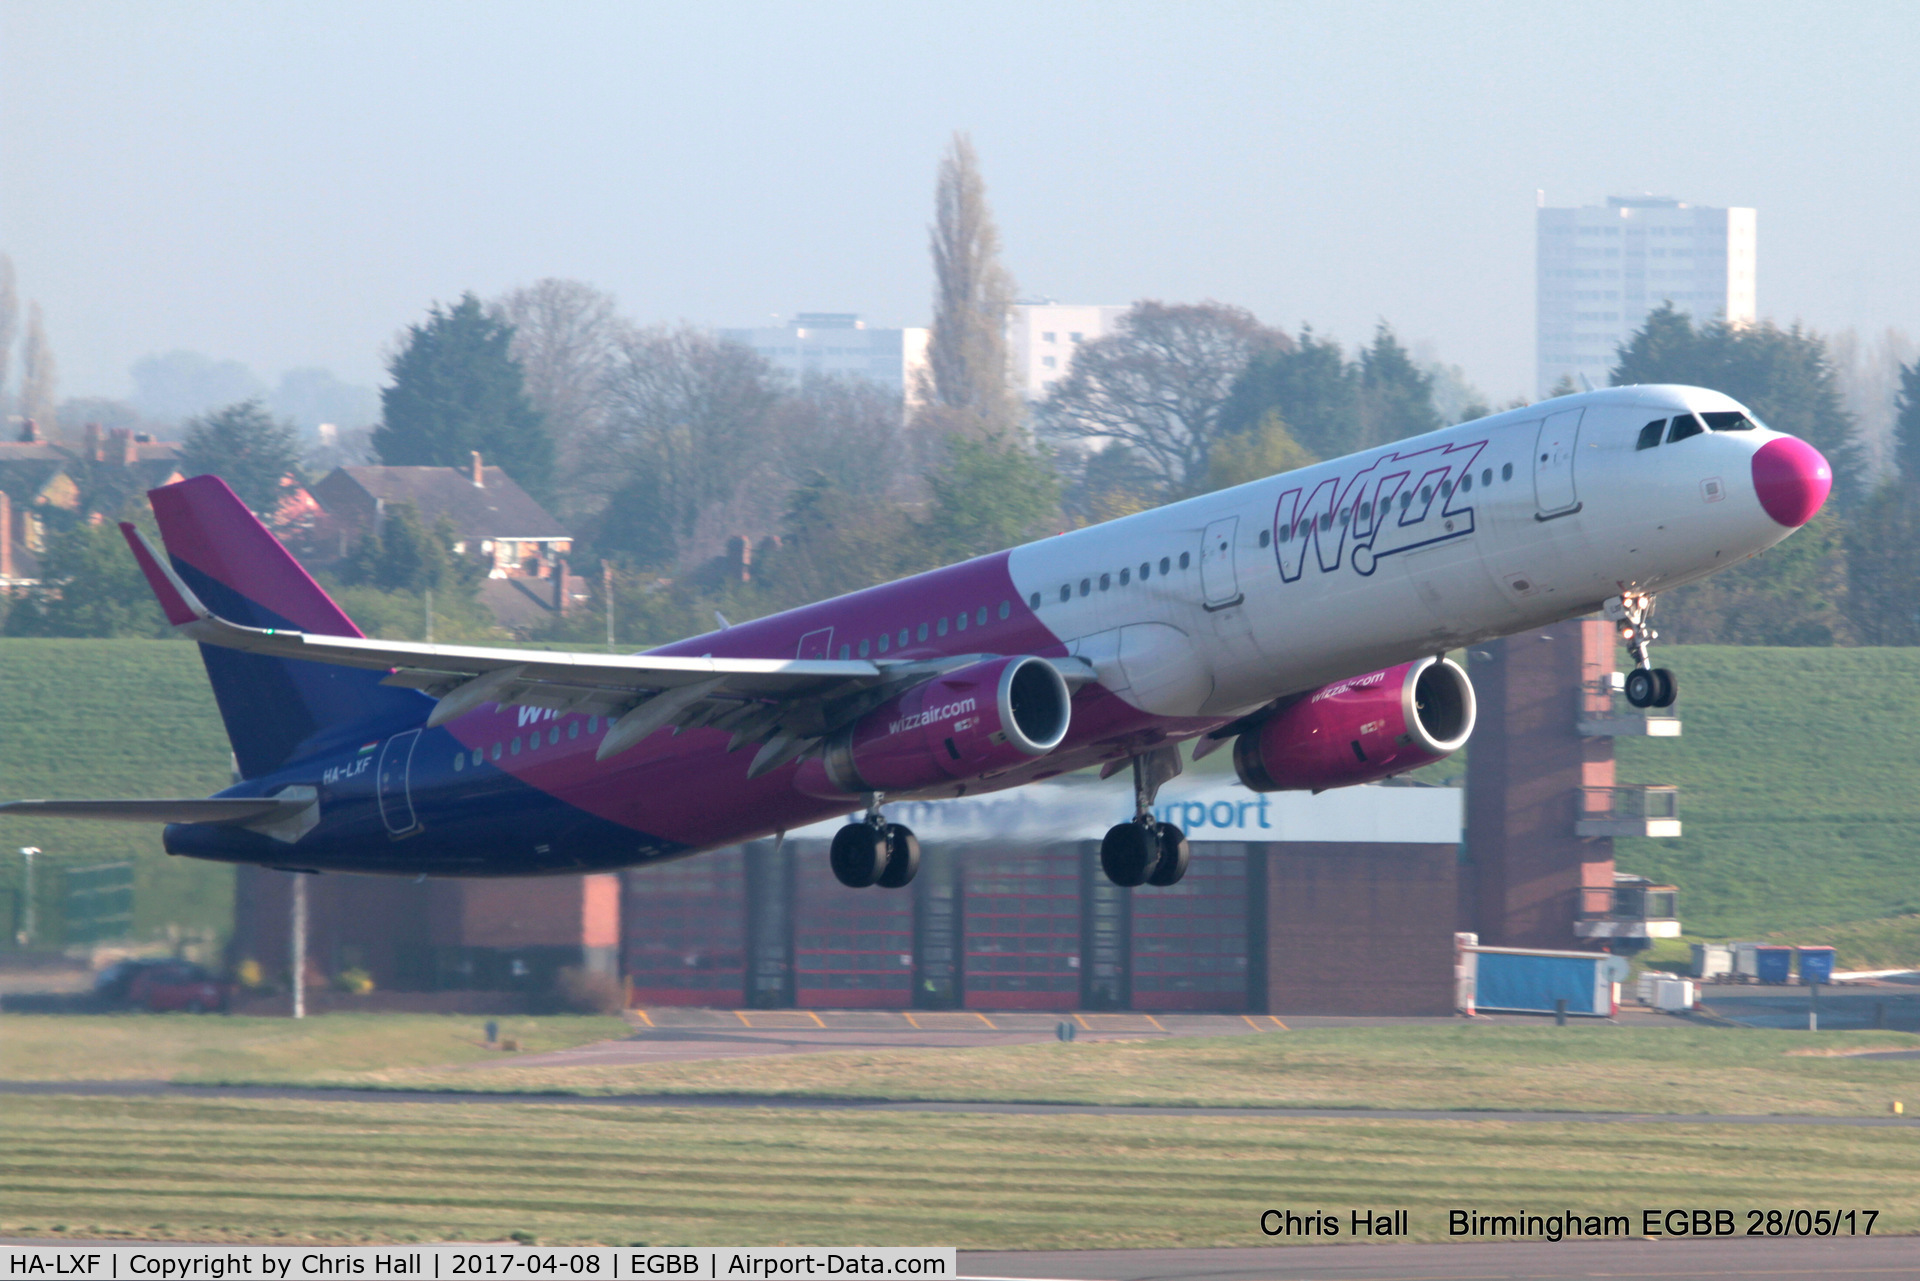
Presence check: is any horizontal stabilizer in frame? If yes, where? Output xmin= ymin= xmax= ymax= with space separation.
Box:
xmin=0 ymin=797 xmax=308 ymax=825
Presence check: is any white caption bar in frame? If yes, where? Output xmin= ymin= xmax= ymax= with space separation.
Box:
xmin=1 ymin=1248 xmax=957 ymax=1281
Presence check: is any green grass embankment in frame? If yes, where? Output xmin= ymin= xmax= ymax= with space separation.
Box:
xmin=0 ymin=639 xmax=233 ymax=943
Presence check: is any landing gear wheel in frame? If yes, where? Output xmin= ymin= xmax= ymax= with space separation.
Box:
xmin=830 ymin=823 xmax=886 ymax=888
xmin=1146 ymin=824 xmax=1190 ymax=887
xmin=1101 ymin=822 xmax=1158 ymax=888
xmin=876 ymin=824 xmax=920 ymax=888
xmin=1624 ymin=667 xmax=1658 ymax=709
xmin=1652 ymin=668 xmax=1677 ymax=709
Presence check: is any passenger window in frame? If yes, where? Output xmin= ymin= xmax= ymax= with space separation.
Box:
xmin=1460 ymin=476 xmax=1472 ymax=493
xmin=998 ymin=600 xmax=1010 ymax=620
xmin=1420 ymin=485 xmax=1433 ymax=504
xmin=1339 ymin=507 xmax=1350 ymax=524
xmin=1027 ymin=593 xmax=1040 ymax=610
xmin=1140 ymin=562 xmax=1151 ymax=579
xmin=1079 ymin=578 xmax=1091 ymax=596
xmin=977 ymin=606 xmax=989 ymax=625
xmin=1277 ymin=524 xmax=1291 ymax=543
xmin=936 ymin=618 xmax=948 ymax=637
xmin=957 ymin=612 xmax=968 ymax=631
xmin=567 ymin=724 xmax=577 ymax=741
xmin=1400 ymin=492 xmax=1413 ymax=509
xmin=1120 ymin=567 xmax=1132 ymax=584
xmin=898 ymin=628 xmax=909 ymax=646
xmin=491 ymin=742 xmax=502 ymax=761
xmin=1360 ymin=501 xmax=1372 ymax=518
xmin=1179 ymin=552 xmax=1191 ymax=569
xmin=839 ymin=643 xmax=851 ymax=658
xmin=550 ymin=726 xmax=560 ymax=745
xmin=1099 ymin=573 xmax=1111 ymax=591
xmin=1502 ymin=463 xmax=1514 ymax=481
xmin=878 ymin=633 xmax=890 ymax=653
xmin=454 ymin=754 xmax=465 ymax=772
xmin=588 ymin=716 xmax=599 ymax=733
xmin=1667 ymin=413 xmax=1705 ymax=443
xmin=1257 ymin=530 xmax=1269 ymax=547
xmin=917 ymin=623 xmax=928 ymax=642
xmin=472 ymin=748 xmax=483 ymax=764
xmin=510 ymin=737 xmax=521 ymax=756
xmin=1636 ymin=419 xmax=1666 ymax=450
xmin=859 ymin=639 xmax=871 ymax=657
xmin=1318 ymin=512 xmax=1332 ymax=530
xmin=1159 ymin=557 xmax=1171 ymax=574
xmin=1481 ymin=468 xmax=1492 ymax=486
xmin=1702 ymin=410 xmax=1755 ymax=431
xmin=1059 ymin=585 xmax=1071 ymax=602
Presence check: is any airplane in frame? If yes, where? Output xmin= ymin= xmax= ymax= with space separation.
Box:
xmin=0 ymin=384 xmax=1830 ymax=891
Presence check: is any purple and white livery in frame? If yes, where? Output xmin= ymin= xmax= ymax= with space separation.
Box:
xmin=1 ymin=385 xmax=1830 ymax=890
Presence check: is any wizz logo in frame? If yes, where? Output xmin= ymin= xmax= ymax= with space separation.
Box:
xmin=1273 ymin=439 xmax=1488 ymax=583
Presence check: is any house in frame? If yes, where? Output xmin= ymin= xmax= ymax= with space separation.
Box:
xmin=0 ymin=420 xmax=186 ymax=594
xmin=308 ymin=453 xmax=572 ymax=581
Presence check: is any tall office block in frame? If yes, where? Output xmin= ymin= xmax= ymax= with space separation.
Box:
xmin=1536 ymin=196 xmax=1755 ymax=398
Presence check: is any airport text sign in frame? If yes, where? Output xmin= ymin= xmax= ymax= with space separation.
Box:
xmin=0 ymin=1248 xmax=955 ymax=1281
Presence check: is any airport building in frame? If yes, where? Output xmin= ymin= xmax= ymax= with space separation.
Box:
xmin=1535 ymin=195 xmax=1756 ymax=398
xmin=1006 ymin=303 xmax=1128 ymax=401
xmin=718 ymin=314 xmax=930 ymax=402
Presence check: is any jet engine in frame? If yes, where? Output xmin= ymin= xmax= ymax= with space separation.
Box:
xmin=795 ymin=655 xmax=1072 ymax=797
xmin=1233 ymin=656 xmax=1475 ymax=792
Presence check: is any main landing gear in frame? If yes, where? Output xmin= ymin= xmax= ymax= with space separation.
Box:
xmin=1100 ymin=747 xmax=1190 ymax=888
xmin=1609 ymin=592 xmax=1678 ymax=709
xmin=830 ymin=794 xmax=919 ymax=889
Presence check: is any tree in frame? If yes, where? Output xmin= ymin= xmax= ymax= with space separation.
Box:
xmin=1355 ymin=323 xmax=1441 ymax=446
xmin=338 ymin=501 xmax=468 ymax=595
xmin=921 ymin=434 xmax=1059 ymax=563
xmin=590 ymin=325 xmax=781 ymax=563
xmin=0 ymin=254 xmax=16 ymax=415
xmin=917 ymin=133 xmax=1019 ymax=437
xmin=491 ymin=279 xmax=621 ymax=509
xmin=1658 ymin=507 xmax=1849 ymax=646
xmin=18 ymin=301 xmax=57 ymax=436
xmin=180 ymin=400 xmax=304 ymax=516
xmin=1842 ymin=362 xmax=1920 ymax=645
xmin=1611 ymin=303 xmax=1865 ymax=503
xmin=1200 ymin=410 xmax=1316 ymax=494
xmin=373 ymin=293 xmax=554 ymax=499
xmin=3 ymin=516 xmax=171 ymax=638
xmin=1038 ymin=301 xmax=1287 ymax=499
xmin=1218 ymin=325 xmax=1356 ymax=460
xmin=772 ymin=373 xmax=910 ymax=501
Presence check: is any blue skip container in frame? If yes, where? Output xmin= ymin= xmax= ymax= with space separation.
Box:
xmin=1754 ymin=945 xmax=1794 ymax=985
xmin=1797 ymin=946 xmax=1836 ymax=986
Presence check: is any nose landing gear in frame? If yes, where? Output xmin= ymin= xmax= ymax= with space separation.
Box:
xmin=1100 ymin=746 xmax=1190 ymax=887
xmin=829 ymin=794 xmax=919 ymax=889
xmin=1608 ymin=592 xmax=1678 ymax=709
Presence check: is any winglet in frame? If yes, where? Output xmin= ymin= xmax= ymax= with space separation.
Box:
xmin=120 ymin=522 xmax=212 ymax=628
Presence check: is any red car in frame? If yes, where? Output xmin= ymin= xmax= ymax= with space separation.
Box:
xmin=126 ymin=962 xmax=226 ymax=1013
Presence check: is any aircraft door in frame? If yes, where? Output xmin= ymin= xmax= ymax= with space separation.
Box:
xmin=1200 ymin=517 xmax=1244 ymax=610
xmin=376 ymin=729 xmax=422 ymax=838
xmin=1533 ymin=408 xmax=1584 ymax=518
xmin=797 ymin=628 xmax=833 ymax=659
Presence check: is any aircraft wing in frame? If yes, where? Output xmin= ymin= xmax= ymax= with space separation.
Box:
xmin=0 ymin=797 xmax=307 ymax=825
xmin=123 ymin=524 xmax=929 ymax=774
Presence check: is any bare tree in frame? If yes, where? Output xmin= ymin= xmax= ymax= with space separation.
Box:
xmin=1037 ymin=301 xmax=1288 ymax=499
xmin=592 ymin=326 xmax=782 ymax=565
xmin=18 ymin=301 xmax=57 ymax=436
xmin=774 ymin=373 xmax=910 ymax=499
xmin=918 ymin=133 xmax=1018 ymax=437
xmin=491 ymin=279 xmax=621 ymax=508
xmin=0 ymin=255 xmax=16 ymax=416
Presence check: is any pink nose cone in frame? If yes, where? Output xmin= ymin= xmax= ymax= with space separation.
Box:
xmin=1751 ymin=436 xmax=1832 ymax=527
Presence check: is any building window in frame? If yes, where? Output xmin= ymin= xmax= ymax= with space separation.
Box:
xmin=1043 ymin=332 xmax=1056 ymax=342
xmin=1070 ymin=332 xmax=1083 ymax=342
xmin=1041 ymin=356 xmax=1057 ymax=369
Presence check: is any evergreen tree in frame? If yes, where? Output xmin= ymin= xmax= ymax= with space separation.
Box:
xmin=180 ymin=400 xmax=303 ymax=515
xmin=374 ymin=293 xmax=554 ymax=499
xmin=1200 ymin=410 xmax=1316 ymax=494
xmin=921 ymin=434 xmax=1058 ymax=562
xmin=1842 ymin=362 xmax=1920 ymax=645
xmin=1894 ymin=360 xmax=1920 ymax=483
xmin=338 ymin=501 xmax=468 ymax=595
xmin=1219 ymin=326 xmax=1356 ymax=460
xmin=1355 ymin=323 xmax=1441 ymax=448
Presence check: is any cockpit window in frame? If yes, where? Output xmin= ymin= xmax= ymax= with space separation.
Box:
xmin=1636 ymin=420 xmax=1666 ymax=451
xmin=1666 ymin=413 xmax=1705 ymax=444
xmin=1701 ymin=410 xmax=1757 ymax=431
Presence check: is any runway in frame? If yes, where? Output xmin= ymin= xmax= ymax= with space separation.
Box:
xmin=1 ymin=1078 xmax=1913 ymax=1126
xmin=959 ymin=1236 xmax=1920 ymax=1280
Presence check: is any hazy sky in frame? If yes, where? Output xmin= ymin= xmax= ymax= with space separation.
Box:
xmin=3 ymin=1 xmax=1916 ymax=408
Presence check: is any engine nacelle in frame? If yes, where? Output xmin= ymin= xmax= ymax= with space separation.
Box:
xmin=1233 ymin=656 xmax=1475 ymax=792
xmin=796 ymin=655 xmax=1071 ymax=797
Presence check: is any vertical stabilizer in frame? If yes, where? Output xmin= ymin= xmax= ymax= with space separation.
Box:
xmin=145 ymin=476 xmax=426 ymax=778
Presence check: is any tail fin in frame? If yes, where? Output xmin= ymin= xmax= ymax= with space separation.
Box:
xmin=144 ymin=476 xmax=426 ymax=779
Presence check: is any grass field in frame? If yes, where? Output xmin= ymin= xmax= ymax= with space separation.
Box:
xmin=1613 ymin=646 xmax=1920 ymax=939
xmin=6 ymin=1015 xmax=1919 ymax=1119
xmin=2 ymin=1095 xmax=1917 ymax=1246
xmin=0 ymin=639 xmax=232 ymax=942
xmin=0 ymin=1013 xmax=627 ymax=1081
